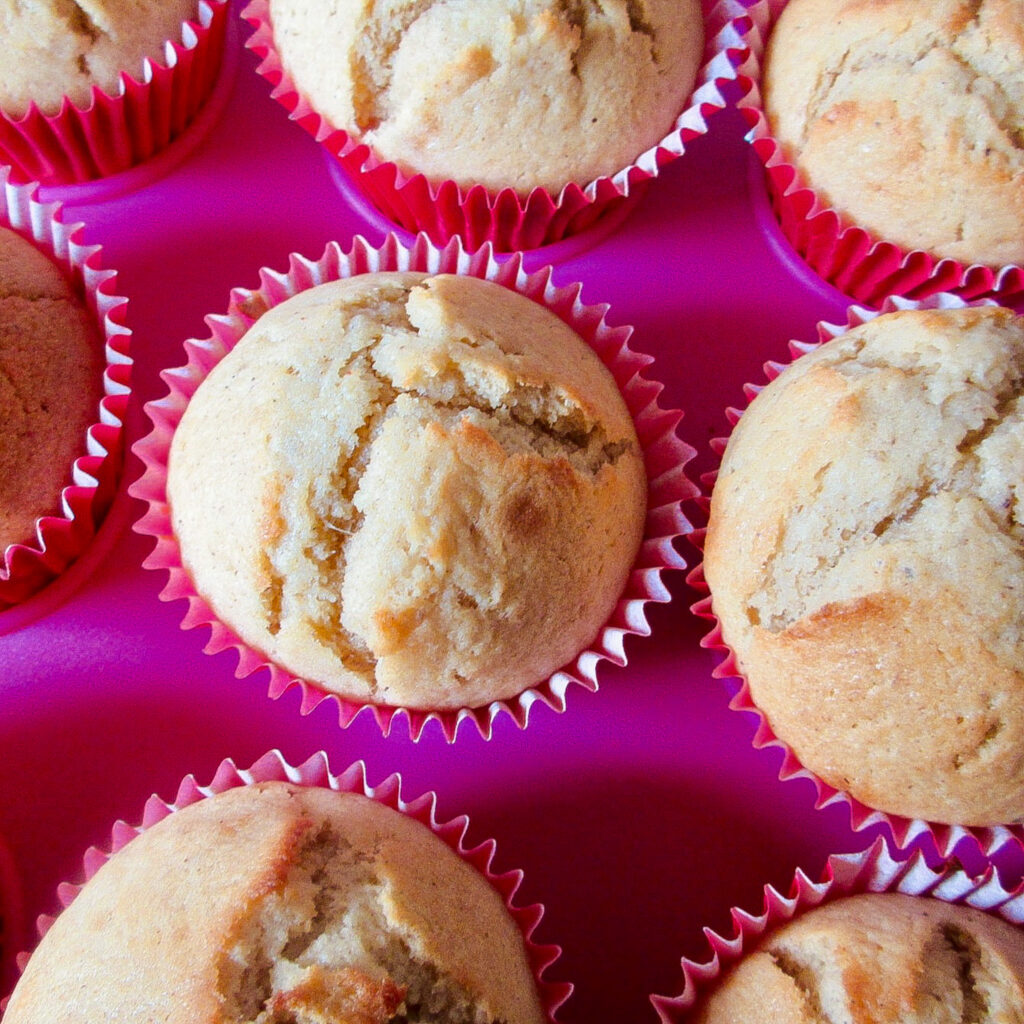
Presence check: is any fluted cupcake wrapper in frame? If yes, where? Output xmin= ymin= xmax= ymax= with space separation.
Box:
xmin=687 ymin=292 xmax=1022 ymax=859
xmin=0 ymin=0 xmax=230 ymax=190
xmin=10 ymin=749 xmax=571 ymax=1021
xmin=241 ymin=0 xmax=760 ymax=253
xmin=651 ymin=835 xmax=1024 ymax=1021
xmin=0 ymin=171 xmax=131 ymax=610
xmin=130 ymin=231 xmax=696 ymax=741
xmin=734 ymin=0 xmax=1024 ymax=311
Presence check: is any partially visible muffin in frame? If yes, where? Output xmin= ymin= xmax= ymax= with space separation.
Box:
xmin=0 ymin=226 xmax=103 ymax=551
xmin=762 ymin=0 xmax=1024 ymax=267
xmin=266 ymin=0 xmax=705 ymax=195
xmin=0 ymin=0 xmax=200 ymax=117
xmin=167 ymin=271 xmax=646 ymax=711
xmin=704 ymin=305 xmax=1024 ymax=825
xmin=2 ymin=781 xmax=547 ymax=1024
xmin=694 ymin=893 xmax=1024 ymax=1024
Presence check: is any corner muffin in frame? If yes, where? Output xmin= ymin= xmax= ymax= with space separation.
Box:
xmin=762 ymin=0 xmax=1024 ymax=268
xmin=2 ymin=781 xmax=547 ymax=1024
xmin=265 ymin=0 xmax=704 ymax=195
xmin=694 ymin=893 xmax=1024 ymax=1024
xmin=0 ymin=0 xmax=200 ymax=117
xmin=704 ymin=305 xmax=1024 ymax=826
xmin=0 ymin=226 xmax=103 ymax=551
xmin=167 ymin=271 xmax=646 ymax=711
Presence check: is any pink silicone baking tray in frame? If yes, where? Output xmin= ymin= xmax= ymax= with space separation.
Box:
xmin=2 ymin=13 xmax=1022 ymax=1023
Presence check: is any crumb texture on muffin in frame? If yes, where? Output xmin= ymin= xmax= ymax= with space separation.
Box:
xmin=763 ymin=0 xmax=1024 ymax=266
xmin=695 ymin=893 xmax=1024 ymax=1024
xmin=2 ymin=782 xmax=546 ymax=1024
xmin=704 ymin=306 xmax=1024 ymax=825
xmin=0 ymin=0 xmax=199 ymax=116
xmin=168 ymin=272 xmax=646 ymax=710
xmin=0 ymin=226 xmax=102 ymax=551
xmin=266 ymin=0 xmax=704 ymax=193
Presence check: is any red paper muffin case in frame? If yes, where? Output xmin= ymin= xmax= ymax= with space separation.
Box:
xmin=652 ymin=836 xmax=1024 ymax=1022
xmin=0 ymin=0 xmax=231 ymax=189
xmin=0 ymin=171 xmax=131 ymax=610
xmin=687 ymin=292 xmax=1022 ymax=861
xmin=8 ymin=749 xmax=571 ymax=1022
xmin=240 ymin=0 xmax=764 ymax=252
xmin=131 ymin=232 xmax=696 ymax=743
xmin=734 ymin=0 xmax=1024 ymax=311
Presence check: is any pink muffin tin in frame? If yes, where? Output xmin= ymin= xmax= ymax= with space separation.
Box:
xmin=1 ymin=6 xmax=1021 ymax=1022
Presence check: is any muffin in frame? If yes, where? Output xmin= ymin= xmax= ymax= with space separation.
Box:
xmin=265 ymin=0 xmax=704 ymax=196
xmin=0 ymin=225 xmax=103 ymax=553
xmin=693 ymin=893 xmax=1024 ymax=1023
xmin=2 ymin=780 xmax=547 ymax=1024
xmin=0 ymin=0 xmax=200 ymax=117
xmin=165 ymin=270 xmax=647 ymax=713
xmin=0 ymin=0 xmax=229 ymax=186
xmin=703 ymin=304 xmax=1024 ymax=826
xmin=244 ymin=0 xmax=747 ymax=250
xmin=748 ymin=0 xmax=1024 ymax=302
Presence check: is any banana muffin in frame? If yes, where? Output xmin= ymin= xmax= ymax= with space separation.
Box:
xmin=704 ymin=305 xmax=1024 ymax=826
xmin=694 ymin=893 xmax=1024 ymax=1024
xmin=762 ymin=0 xmax=1024 ymax=268
xmin=265 ymin=0 xmax=705 ymax=195
xmin=0 ymin=225 xmax=103 ymax=552
xmin=0 ymin=0 xmax=200 ymax=117
xmin=167 ymin=271 xmax=647 ymax=711
xmin=2 ymin=781 xmax=546 ymax=1024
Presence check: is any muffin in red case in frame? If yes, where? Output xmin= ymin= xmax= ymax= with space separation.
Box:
xmin=0 ymin=0 xmax=232 ymax=190
xmin=653 ymin=837 xmax=1024 ymax=1022
xmin=3 ymin=750 xmax=570 ymax=1023
xmin=131 ymin=232 xmax=695 ymax=741
xmin=689 ymin=293 xmax=1024 ymax=855
xmin=735 ymin=0 xmax=1024 ymax=309
xmin=0 ymin=170 xmax=131 ymax=611
xmin=240 ymin=0 xmax=762 ymax=252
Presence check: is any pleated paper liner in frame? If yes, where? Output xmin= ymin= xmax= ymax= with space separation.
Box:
xmin=0 ymin=171 xmax=131 ymax=614
xmin=131 ymin=232 xmax=696 ymax=741
xmin=9 ymin=749 xmax=571 ymax=1022
xmin=734 ymin=0 xmax=1024 ymax=311
xmin=687 ymin=292 xmax=1023 ymax=862
xmin=240 ymin=0 xmax=762 ymax=252
xmin=0 ymin=0 xmax=230 ymax=192
xmin=651 ymin=835 xmax=1024 ymax=1022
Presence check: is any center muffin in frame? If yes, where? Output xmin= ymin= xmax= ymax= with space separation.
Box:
xmin=167 ymin=271 xmax=646 ymax=711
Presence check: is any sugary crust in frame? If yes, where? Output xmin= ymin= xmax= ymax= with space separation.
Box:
xmin=0 ymin=227 xmax=103 ymax=551
xmin=3 ymin=782 xmax=545 ymax=1024
xmin=0 ymin=0 xmax=199 ymax=116
xmin=704 ymin=306 xmax=1024 ymax=825
xmin=694 ymin=893 xmax=1024 ymax=1024
xmin=763 ymin=0 xmax=1024 ymax=266
xmin=167 ymin=271 xmax=646 ymax=710
xmin=266 ymin=0 xmax=704 ymax=194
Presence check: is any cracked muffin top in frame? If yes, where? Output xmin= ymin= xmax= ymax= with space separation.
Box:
xmin=265 ymin=0 xmax=705 ymax=195
xmin=0 ymin=226 xmax=102 ymax=551
xmin=704 ymin=305 xmax=1024 ymax=826
xmin=167 ymin=271 xmax=646 ymax=711
xmin=0 ymin=0 xmax=199 ymax=117
xmin=762 ymin=0 xmax=1024 ymax=267
xmin=694 ymin=893 xmax=1024 ymax=1024
xmin=2 ymin=781 xmax=547 ymax=1024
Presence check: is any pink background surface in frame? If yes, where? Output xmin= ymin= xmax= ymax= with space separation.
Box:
xmin=2 ymin=16 xmax=1019 ymax=1021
